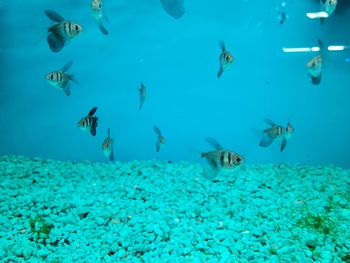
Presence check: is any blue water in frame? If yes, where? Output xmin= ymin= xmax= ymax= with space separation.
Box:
xmin=0 ymin=0 xmax=350 ymax=168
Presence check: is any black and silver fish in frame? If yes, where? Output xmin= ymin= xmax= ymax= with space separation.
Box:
xmin=201 ymin=137 xmax=244 ymax=178
xmin=102 ymin=128 xmax=114 ymax=161
xmin=139 ymin=82 xmax=146 ymax=110
xmin=217 ymin=41 xmax=234 ymax=79
xmin=91 ymin=0 xmax=109 ymax=35
xmin=307 ymin=55 xmax=323 ymax=85
xmin=77 ymin=107 xmax=98 ymax=136
xmin=46 ymin=61 xmax=79 ymax=96
xmin=154 ymin=125 xmax=166 ymax=152
xmin=258 ymin=119 xmax=294 ymax=151
xmin=45 ymin=10 xmax=83 ymax=53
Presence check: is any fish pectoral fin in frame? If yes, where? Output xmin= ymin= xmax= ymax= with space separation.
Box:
xmin=47 ymin=33 xmax=65 ymax=53
xmin=259 ymin=135 xmax=275 ymax=148
xmin=280 ymin=138 xmax=287 ymax=152
xmin=45 ymin=10 xmax=65 ymax=22
xmin=311 ymin=74 xmax=321 ymax=85
xmin=98 ymin=23 xmax=109 ymax=35
xmin=62 ymin=61 xmax=73 ymax=72
xmin=62 ymin=82 xmax=71 ymax=96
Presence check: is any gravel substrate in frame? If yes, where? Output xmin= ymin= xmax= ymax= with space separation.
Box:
xmin=0 ymin=155 xmax=350 ymax=262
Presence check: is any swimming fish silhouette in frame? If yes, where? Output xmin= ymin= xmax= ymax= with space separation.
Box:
xmin=101 ymin=128 xmax=114 ymax=161
xmin=45 ymin=10 xmax=83 ymax=53
xmin=91 ymin=0 xmax=109 ymax=35
xmin=160 ymin=0 xmax=185 ymax=19
xmin=154 ymin=126 xmax=166 ymax=152
xmin=77 ymin=107 xmax=98 ymax=136
xmin=46 ymin=61 xmax=79 ymax=96
xmin=217 ymin=41 xmax=234 ymax=78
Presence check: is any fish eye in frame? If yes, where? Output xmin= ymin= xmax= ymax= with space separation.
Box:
xmin=236 ymin=157 xmax=241 ymax=162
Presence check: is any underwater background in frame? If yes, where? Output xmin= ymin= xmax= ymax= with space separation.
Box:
xmin=1 ymin=0 xmax=350 ymax=262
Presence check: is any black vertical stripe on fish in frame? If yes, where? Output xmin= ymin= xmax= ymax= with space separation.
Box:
xmin=228 ymin=152 xmax=232 ymax=166
xmin=220 ymin=152 xmax=225 ymax=167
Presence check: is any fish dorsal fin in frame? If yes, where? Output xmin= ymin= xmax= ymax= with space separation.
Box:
xmin=264 ymin=119 xmax=277 ymax=127
xmin=88 ymin=106 xmax=98 ymax=116
xmin=218 ymin=41 xmax=226 ymax=52
xmin=107 ymin=128 xmax=110 ymax=137
xmin=205 ymin=137 xmax=223 ymax=150
xmin=45 ymin=10 xmax=65 ymax=23
xmin=62 ymin=61 xmax=73 ymax=72
xmin=154 ymin=125 xmax=161 ymax=136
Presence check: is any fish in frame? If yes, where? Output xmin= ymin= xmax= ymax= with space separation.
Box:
xmin=321 ymin=0 xmax=337 ymax=16
xmin=160 ymin=0 xmax=185 ymax=19
xmin=307 ymin=55 xmax=323 ymax=85
xmin=45 ymin=10 xmax=83 ymax=53
xmin=139 ymin=82 xmax=146 ymax=110
xmin=258 ymin=119 xmax=294 ymax=152
xmin=217 ymin=41 xmax=234 ymax=79
xmin=77 ymin=107 xmax=98 ymax=136
xmin=154 ymin=125 xmax=166 ymax=152
xmin=46 ymin=61 xmax=78 ymax=96
xmin=91 ymin=0 xmax=109 ymax=35
xmin=101 ymin=128 xmax=114 ymax=161
xmin=201 ymin=137 xmax=244 ymax=179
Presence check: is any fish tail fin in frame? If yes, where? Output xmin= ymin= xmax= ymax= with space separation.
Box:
xmin=69 ymin=74 xmax=79 ymax=85
xmin=98 ymin=23 xmax=109 ymax=35
xmin=47 ymin=33 xmax=65 ymax=53
xmin=217 ymin=67 xmax=223 ymax=78
xmin=139 ymin=103 xmax=143 ymax=110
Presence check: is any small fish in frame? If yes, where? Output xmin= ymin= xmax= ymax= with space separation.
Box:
xmin=201 ymin=137 xmax=244 ymax=179
xmin=217 ymin=41 xmax=234 ymax=78
xmin=160 ymin=0 xmax=185 ymax=19
xmin=278 ymin=11 xmax=286 ymax=24
xmin=258 ymin=119 xmax=294 ymax=152
xmin=307 ymin=55 xmax=323 ymax=85
xmin=91 ymin=0 xmax=109 ymax=35
xmin=45 ymin=10 xmax=83 ymax=53
xmin=139 ymin=82 xmax=146 ymax=110
xmin=46 ymin=61 xmax=78 ymax=96
xmin=101 ymin=128 xmax=114 ymax=161
xmin=154 ymin=125 xmax=166 ymax=152
xmin=77 ymin=107 xmax=98 ymax=136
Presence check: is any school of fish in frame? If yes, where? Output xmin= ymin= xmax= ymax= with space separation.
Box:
xmin=41 ymin=0 xmax=341 ymax=177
